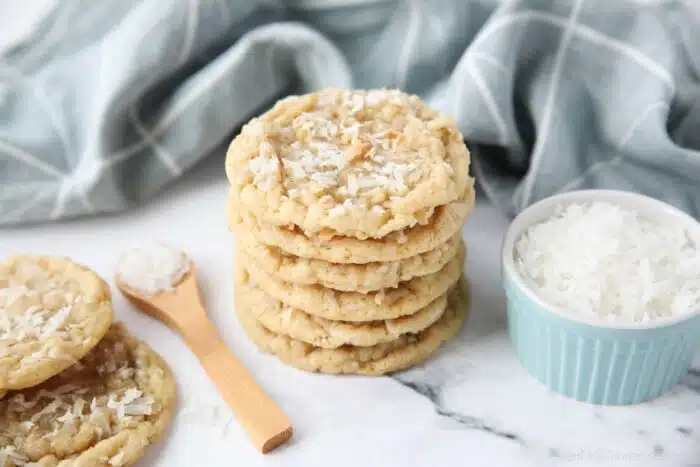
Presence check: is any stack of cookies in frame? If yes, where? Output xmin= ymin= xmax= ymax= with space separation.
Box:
xmin=0 ymin=255 xmax=176 ymax=466
xmin=227 ymin=88 xmax=475 ymax=376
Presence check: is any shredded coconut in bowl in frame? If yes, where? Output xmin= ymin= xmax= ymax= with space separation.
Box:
xmin=514 ymin=201 xmax=700 ymax=323
xmin=116 ymin=243 xmax=189 ymax=296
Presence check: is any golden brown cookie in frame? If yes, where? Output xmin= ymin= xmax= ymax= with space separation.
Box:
xmin=238 ymin=242 xmax=464 ymax=322
xmin=226 ymin=88 xmax=472 ymax=240
xmin=0 ymin=255 xmax=114 ymax=391
xmin=236 ymin=268 xmax=456 ymax=348
xmin=227 ymin=182 xmax=475 ymax=264
xmin=231 ymin=206 xmax=463 ymax=292
xmin=0 ymin=323 xmax=177 ymax=467
xmin=236 ymin=277 xmax=469 ymax=376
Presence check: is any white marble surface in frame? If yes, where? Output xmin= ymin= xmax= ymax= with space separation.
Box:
xmin=1 ymin=153 xmax=700 ymax=467
xmin=2 ymin=3 xmax=700 ymax=466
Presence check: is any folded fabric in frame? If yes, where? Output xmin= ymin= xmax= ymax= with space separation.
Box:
xmin=0 ymin=0 xmax=699 ymax=225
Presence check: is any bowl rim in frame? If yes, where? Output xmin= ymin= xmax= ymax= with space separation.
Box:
xmin=502 ymin=189 xmax=700 ymax=330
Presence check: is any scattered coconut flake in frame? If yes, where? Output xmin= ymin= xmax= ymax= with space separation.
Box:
xmin=39 ymin=306 xmax=72 ymax=339
xmin=31 ymin=399 xmax=63 ymax=422
xmin=121 ymin=388 xmax=142 ymax=405
xmin=116 ymin=243 xmax=189 ymax=296
xmin=73 ymin=398 xmax=87 ymax=417
xmin=107 ymin=394 xmax=126 ymax=420
xmin=108 ymin=452 xmax=125 ymax=466
xmin=0 ymin=446 xmax=29 ymax=466
xmin=514 ymin=201 xmax=700 ymax=322
xmin=56 ymin=409 xmax=76 ymax=424
xmin=105 ymin=390 xmax=154 ymax=421
xmin=124 ymin=402 xmax=153 ymax=417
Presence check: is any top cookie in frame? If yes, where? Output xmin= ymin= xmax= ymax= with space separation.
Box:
xmin=0 ymin=255 xmax=114 ymax=391
xmin=226 ymin=88 xmax=471 ymax=240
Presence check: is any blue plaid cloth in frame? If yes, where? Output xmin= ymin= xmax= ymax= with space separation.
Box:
xmin=1 ymin=0 xmax=699 ymax=224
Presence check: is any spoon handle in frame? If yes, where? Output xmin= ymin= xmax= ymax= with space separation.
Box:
xmin=116 ymin=268 xmax=292 ymax=453
xmin=187 ymin=322 xmax=293 ymax=453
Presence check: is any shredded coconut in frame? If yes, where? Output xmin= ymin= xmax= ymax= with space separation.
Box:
xmin=514 ymin=202 xmax=700 ymax=322
xmin=1 ymin=336 xmax=157 ymax=463
xmin=116 ymin=243 xmax=189 ymax=296
xmin=108 ymin=452 xmax=125 ymax=466
xmin=248 ymin=143 xmax=280 ymax=191
xmin=246 ymin=89 xmax=435 ymax=202
xmin=0 ymin=447 xmax=29 ymax=466
xmin=0 ymin=264 xmax=79 ymax=343
xmin=230 ymin=88 xmax=472 ymax=240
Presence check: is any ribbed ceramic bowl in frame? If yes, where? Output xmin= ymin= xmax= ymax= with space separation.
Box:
xmin=502 ymin=189 xmax=700 ymax=405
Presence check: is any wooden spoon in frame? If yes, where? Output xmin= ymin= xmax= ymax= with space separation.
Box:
xmin=116 ymin=262 xmax=293 ymax=454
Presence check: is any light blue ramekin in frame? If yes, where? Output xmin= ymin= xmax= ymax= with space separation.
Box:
xmin=502 ymin=189 xmax=700 ymax=405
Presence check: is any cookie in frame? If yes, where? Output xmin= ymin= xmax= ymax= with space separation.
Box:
xmin=236 ymin=277 xmax=469 ymax=375
xmin=226 ymin=88 xmax=472 ymax=240
xmin=238 ymin=242 xmax=464 ymax=322
xmin=236 ymin=267 xmax=455 ymax=348
xmin=231 ymin=206 xmax=462 ymax=292
xmin=0 ymin=255 xmax=114 ymax=391
xmin=227 ymin=182 xmax=475 ymax=264
xmin=0 ymin=323 xmax=176 ymax=467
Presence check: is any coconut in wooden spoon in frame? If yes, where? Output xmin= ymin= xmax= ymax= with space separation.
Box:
xmin=114 ymin=243 xmax=293 ymax=454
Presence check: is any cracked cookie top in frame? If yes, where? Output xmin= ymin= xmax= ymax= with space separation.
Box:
xmin=226 ymin=88 xmax=471 ymax=240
